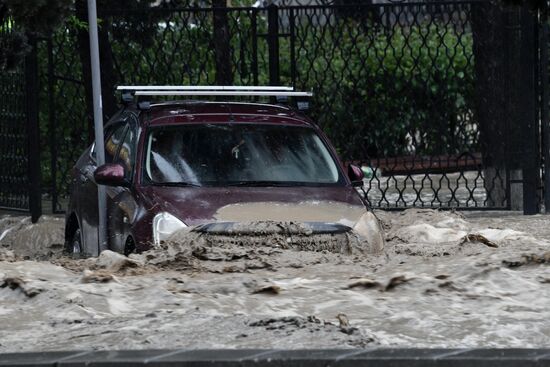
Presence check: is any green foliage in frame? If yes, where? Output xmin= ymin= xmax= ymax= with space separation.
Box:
xmin=66 ymin=14 xmax=89 ymax=30
xmin=107 ymin=11 xmax=219 ymax=85
xmin=286 ymin=21 xmax=476 ymax=159
xmin=0 ymin=0 xmax=71 ymax=70
xmin=3 ymin=0 xmax=72 ymax=34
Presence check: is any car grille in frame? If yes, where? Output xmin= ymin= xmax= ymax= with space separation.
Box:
xmin=191 ymin=221 xmax=361 ymax=254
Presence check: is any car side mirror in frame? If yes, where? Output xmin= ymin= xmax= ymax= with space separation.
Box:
xmin=348 ymin=164 xmax=364 ymax=187
xmin=94 ymin=163 xmax=128 ymax=187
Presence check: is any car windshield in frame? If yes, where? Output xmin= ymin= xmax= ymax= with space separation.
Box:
xmin=143 ymin=124 xmax=343 ymax=187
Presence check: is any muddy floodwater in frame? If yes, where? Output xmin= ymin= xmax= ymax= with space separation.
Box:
xmin=1 ymin=210 xmax=550 ymax=352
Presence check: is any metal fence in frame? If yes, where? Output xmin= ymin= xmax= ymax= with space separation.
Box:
xmin=0 ymin=22 xmax=41 ymax=220
xmin=0 ymin=60 xmax=28 ymax=211
xmin=1 ymin=1 xmax=546 ymax=215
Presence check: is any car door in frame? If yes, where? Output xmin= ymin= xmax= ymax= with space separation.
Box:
xmin=79 ymin=122 xmax=127 ymax=256
xmin=105 ymin=115 xmax=139 ymax=253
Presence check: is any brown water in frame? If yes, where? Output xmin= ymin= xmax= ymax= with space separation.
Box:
xmin=1 ymin=210 xmax=550 ymax=352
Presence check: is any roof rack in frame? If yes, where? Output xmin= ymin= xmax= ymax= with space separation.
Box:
xmin=116 ymin=85 xmax=313 ymax=97
xmin=117 ymin=86 xmax=295 ymax=91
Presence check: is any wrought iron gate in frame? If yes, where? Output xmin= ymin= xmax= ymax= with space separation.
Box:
xmin=41 ymin=1 xmax=515 ymax=212
xmin=0 ymin=24 xmax=41 ymax=221
xmin=3 ymin=1 xmax=550 ymax=216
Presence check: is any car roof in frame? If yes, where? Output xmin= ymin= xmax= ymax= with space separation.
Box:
xmin=138 ymin=101 xmax=316 ymax=127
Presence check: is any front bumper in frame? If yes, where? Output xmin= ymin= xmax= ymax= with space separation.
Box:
xmin=188 ymin=221 xmax=360 ymax=254
xmin=193 ymin=221 xmax=351 ymax=235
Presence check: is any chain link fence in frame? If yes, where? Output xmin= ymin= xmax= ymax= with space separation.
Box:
xmin=0 ymin=20 xmax=31 ymax=212
xmin=2 ymin=0 xmax=542 ymax=214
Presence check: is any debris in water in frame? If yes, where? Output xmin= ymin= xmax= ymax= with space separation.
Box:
xmin=337 ymin=313 xmax=349 ymax=328
xmin=461 ymin=234 xmax=498 ymax=248
xmin=346 ymin=275 xmax=411 ymax=292
xmin=503 ymin=252 xmax=550 ymax=268
xmin=1 ymin=276 xmax=42 ymax=297
xmin=192 ymin=245 xmax=250 ymax=261
xmin=222 ymin=265 xmax=245 ymax=273
xmin=81 ymin=269 xmax=115 ymax=283
xmin=0 ymin=216 xmax=64 ymax=260
xmin=346 ymin=278 xmax=381 ymax=289
xmin=252 ymin=284 xmax=281 ymax=295
xmin=383 ymin=275 xmax=411 ymax=291
xmin=336 ymin=313 xmax=357 ymax=335
xmin=166 ymin=278 xmax=191 ymax=294
xmin=244 ymin=260 xmax=273 ymax=270
xmin=248 ymin=315 xmax=322 ymax=329
xmin=0 ymin=249 xmax=15 ymax=262
xmin=438 ymin=280 xmax=465 ymax=292
xmin=96 ymin=250 xmax=143 ymax=273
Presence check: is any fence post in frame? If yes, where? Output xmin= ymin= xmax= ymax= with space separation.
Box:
xmin=25 ymin=36 xmax=42 ymax=223
xmin=541 ymin=5 xmax=550 ymax=213
xmin=213 ymin=0 xmax=233 ymax=85
xmin=267 ymin=4 xmax=280 ymax=87
xmin=47 ymin=38 xmax=58 ymax=214
xmin=289 ymin=7 xmax=296 ymax=89
xmin=520 ymin=5 xmax=540 ymax=214
xmin=251 ymin=9 xmax=259 ymax=86
xmin=471 ymin=1 xmax=512 ymax=209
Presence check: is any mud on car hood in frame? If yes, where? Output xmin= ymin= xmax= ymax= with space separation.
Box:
xmin=143 ymin=186 xmax=367 ymax=227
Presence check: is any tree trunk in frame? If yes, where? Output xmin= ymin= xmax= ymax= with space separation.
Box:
xmin=212 ymin=0 xmax=233 ymax=86
xmin=75 ymin=0 xmax=94 ymax=140
xmin=97 ymin=19 xmax=118 ymax=120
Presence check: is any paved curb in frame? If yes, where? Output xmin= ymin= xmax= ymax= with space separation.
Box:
xmin=2 ymin=349 xmax=550 ymax=367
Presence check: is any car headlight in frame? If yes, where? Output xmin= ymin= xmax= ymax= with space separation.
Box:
xmin=353 ymin=211 xmax=385 ymax=253
xmin=153 ymin=212 xmax=187 ymax=245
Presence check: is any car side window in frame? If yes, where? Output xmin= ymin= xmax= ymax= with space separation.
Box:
xmin=105 ymin=124 xmax=128 ymax=164
xmin=115 ymin=126 xmax=136 ymax=180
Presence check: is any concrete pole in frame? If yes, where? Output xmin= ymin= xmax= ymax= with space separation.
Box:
xmin=87 ymin=0 xmax=108 ymax=254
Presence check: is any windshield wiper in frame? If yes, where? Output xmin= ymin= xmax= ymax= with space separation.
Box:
xmin=227 ymin=181 xmax=308 ymax=187
xmin=150 ymin=181 xmax=201 ymax=187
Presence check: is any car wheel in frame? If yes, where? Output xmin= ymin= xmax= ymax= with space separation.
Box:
xmin=70 ymin=228 xmax=83 ymax=255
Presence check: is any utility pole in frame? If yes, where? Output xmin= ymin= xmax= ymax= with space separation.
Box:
xmin=87 ymin=0 xmax=108 ymax=254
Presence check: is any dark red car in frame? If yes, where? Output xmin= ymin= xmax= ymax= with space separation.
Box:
xmin=65 ymin=97 xmax=380 ymax=256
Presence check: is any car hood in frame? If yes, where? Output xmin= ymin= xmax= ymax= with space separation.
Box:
xmin=140 ymin=186 xmax=367 ymax=227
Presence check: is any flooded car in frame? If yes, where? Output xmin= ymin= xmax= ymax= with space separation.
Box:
xmin=65 ymin=99 xmax=384 ymax=256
